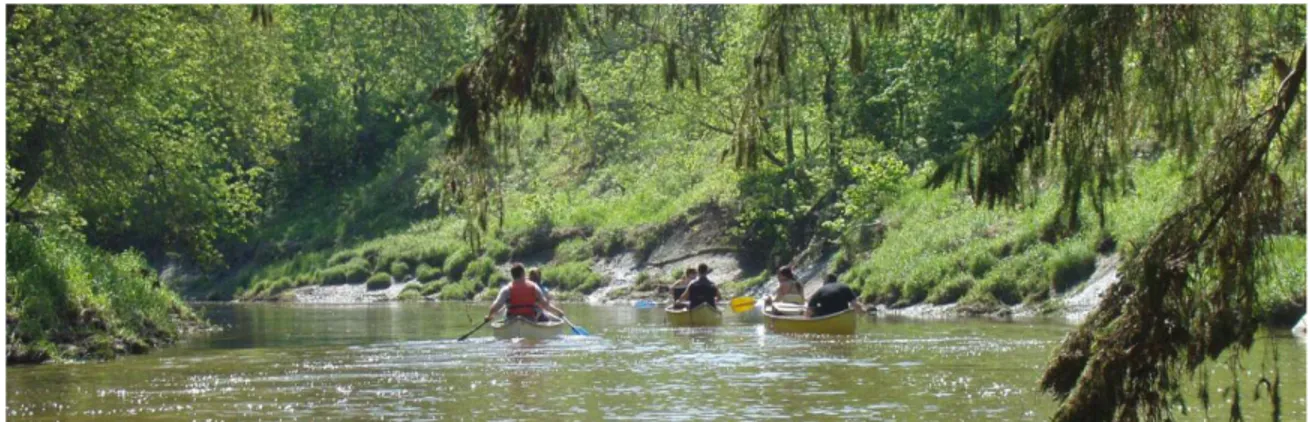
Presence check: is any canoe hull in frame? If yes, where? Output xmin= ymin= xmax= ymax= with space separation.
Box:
xmin=764 ymin=308 xmax=858 ymax=335
xmin=491 ymin=317 xmax=566 ymax=340
xmin=665 ymin=304 xmax=723 ymax=327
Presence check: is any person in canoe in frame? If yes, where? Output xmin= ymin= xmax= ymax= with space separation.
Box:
xmin=763 ymin=265 xmax=805 ymax=314
xmin=528 ymin=267 xmax=550 ymax=299
xmin=668 ymin=267 xmax=696 ymax=309
xmin=677 ymin=263 xmax=721 ymax=309
xmin=805 ymin=273 xmax=866 ymax=318
xmin=485 ymin=263 xmax=567 ymax=323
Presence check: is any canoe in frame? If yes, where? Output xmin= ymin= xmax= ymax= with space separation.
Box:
xmin=764 ymin=308 xmax=858 ymax=335
xmin=665 ymin=303 xmax=723 ymax=327
xmin=491 ymin=316 xmax=567 ymax=340
xmin=764 ymin=301 xmax=806 ymax=316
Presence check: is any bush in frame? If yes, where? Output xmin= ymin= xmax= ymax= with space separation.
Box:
xmin=365 ymin=272 xmax=392 ymax=290
xmin=327 ymin=249 xmax=359 ymax=266
xmin=416 ymin=245 xmax=451 ymax=268
xmin=397 ymin=283 xmax=425 ymax=301
xmin=421 ymin=277 xmax=451 ymax=296
xmin=320 ymin=257 xmax=370 ymax=285
xmin=438 ymin=279 xmax=479 ymax=300
xmin=390 ymin=261 xmax=411 ymax=278
xmin=463 ymin=256 xmax=497 ymax=287
xmin=1047 ymin=239 xmax=1097 ymax=292
xmin=927 ymin=273 xmax=974 ymax=305
xmin=6 ymin=224 xmax=194 ymax=362
xmin=543 ymin=262 xmax=605 ymax=293
xmin=416 ymin=263 xmax=442 ymax=282
xmin=442 ymin=247 xmax=474 ymax=280
xmin=484 ymin=240 xmax=511 ymax=262
xmin=554 ymin=238 xmax=592 ymax=263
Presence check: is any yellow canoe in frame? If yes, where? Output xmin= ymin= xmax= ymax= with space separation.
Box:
xmin=764 ymin=308 xmax=858 ymax=335
xmin=665 ymin=303 xmax=723 ymax=327
xmin=492 ymin=316 xmax=566 ymax=340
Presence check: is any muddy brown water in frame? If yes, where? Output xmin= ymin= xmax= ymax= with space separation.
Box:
xmin=7 ymin=303 xmax=1305 ymax=420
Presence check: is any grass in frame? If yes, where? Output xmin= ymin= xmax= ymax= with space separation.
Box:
xmin=542 ymin=261 xmax=605 ymax=294
xmin=845 ymin=156 xmax=1183 ymax=311
xmin=6 ymin=224 xmax=197 ymax=363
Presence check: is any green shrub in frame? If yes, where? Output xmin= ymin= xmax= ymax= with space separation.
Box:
xmin=927 ymin=273 xmax=974 ymax=305
xmin=421 ymin=277 xmax=451 ymax=296
xmin=416 ymin=245 xmax=451 ymax=267
xmin=327 ymin=249 xmax=358 ymax=266
xmin=320 ymin=257 xmax=370 ymax=285
xmin=488 ymin=270 xmax=511 ymax=287
xmin=1256 ymin=235 xmax=1307 ymax=323
xmin=397 ymin=283 xmax=425 ymax=301
xmin=555 ymin=238 xmax=592 ymax=263
xmin=6 ymin=224 xmax=194 ymax=362
xmin=365 ymin=272 xmax=392 ymax=290
xmin=390 ymin=261 xmax=411 ymax=278
xmin=543 ymin=262 xmax=605 ymax=293
xmin=1047 ymin=239 xmax=1097 ymax=292
xmin=463 ymin=256 xmax=497 ymax=287
xmin=438 ymin=279 xmax=479 ymax=300
xmin=443 ymin=247 xmax=474 ymax=280
xmin=484 ymin=239 xmax=511 ymax=262
xmin=416 ymin=263 xmax=442 ymax=282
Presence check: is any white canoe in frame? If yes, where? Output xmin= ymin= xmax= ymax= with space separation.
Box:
xmin=665 ymin=303 xmax=723 ymax=327
xmin=764 ymin=308 xmax=858 ymax=335
xmin=491 ymin=316 xmax=567 ymax=340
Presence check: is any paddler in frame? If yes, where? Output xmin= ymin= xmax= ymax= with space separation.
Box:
xmin=805 ymin=273 xmax=866 ymax=318
xmin=677 ymin=263 xmax=721 ymax=309
xmin=764 ymin=265 xmax=805 ymax=314
xmin=668 ymin=267 xmax=696 ymax=309
xmin=485 ymin=263 xmax=566 ymax=323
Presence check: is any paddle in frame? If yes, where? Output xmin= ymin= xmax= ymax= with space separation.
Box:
xmin=542 ymin=310 xmax=590 ymax=336
xmin=562 ymin=317 xmax=591 ymax=336
xmin=457 ymin=319 xmax=490 ymax=341
xmin=729 ymin=296 xmax=757 ymax=313
xmin=633 ymin=299 xmax=656 ymax=309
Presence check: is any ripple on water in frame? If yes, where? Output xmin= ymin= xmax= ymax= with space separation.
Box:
xmin=5 ymin=304 xmax=1303 ymax=421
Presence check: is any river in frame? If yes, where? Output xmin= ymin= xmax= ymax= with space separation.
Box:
xmin=7 ymin=303 xmax=1305 ymax=420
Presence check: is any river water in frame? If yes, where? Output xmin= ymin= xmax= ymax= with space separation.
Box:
xmin=7 ymin=303 xmax=1305 ymax=420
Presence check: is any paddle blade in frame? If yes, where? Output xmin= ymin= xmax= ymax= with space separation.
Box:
xmin=563 ymin=319 xmax=589 ymax=335
xmin=730 ymin=296 xmax=757 ymax=313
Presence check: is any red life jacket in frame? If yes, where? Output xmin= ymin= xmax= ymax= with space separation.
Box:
xmin=507 ymin=281 xmax=539 ymax=317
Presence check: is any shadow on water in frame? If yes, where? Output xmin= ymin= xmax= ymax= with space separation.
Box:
xmin=6 ymin=303 xmax=1305 ymax=421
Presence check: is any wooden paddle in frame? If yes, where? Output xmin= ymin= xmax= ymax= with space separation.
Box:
xmin=729 ymin=296 xmax=757 ymax=313
xmin=457 ymin=319 xmax=490 ymax=341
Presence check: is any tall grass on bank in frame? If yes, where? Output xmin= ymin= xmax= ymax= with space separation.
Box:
xmin=845 ymin=156 xmax=1191 ymax=311
xmin=7 ymin=224 xmax=196 ymax=362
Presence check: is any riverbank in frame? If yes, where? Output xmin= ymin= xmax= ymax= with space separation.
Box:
xmin=6 ymin=225 xmax=207 ymax=364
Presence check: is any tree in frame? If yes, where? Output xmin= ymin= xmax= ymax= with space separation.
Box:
xmin=7 ymin=5 xmax=296 ymax=266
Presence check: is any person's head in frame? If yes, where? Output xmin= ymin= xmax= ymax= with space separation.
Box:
xmin=697 ymin=263 xmax=710 ymax=276
xmin=510 ymin=263 xmax=526 ymax=281
xmin=777 ymin=265 xmax=796 ymax=281
xmin=528 ymin=267 xmax=542 ymax=282
xmin=824 ymin=273 xmax=838 ymax=284
xmin=684 ymin=267 xmax=697 ymax=279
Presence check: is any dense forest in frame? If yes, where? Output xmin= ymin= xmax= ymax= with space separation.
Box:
xmin=6 ymin=5 xmax=1306 ymax=420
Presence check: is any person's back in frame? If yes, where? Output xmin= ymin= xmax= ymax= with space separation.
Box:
xmin=504 ymin=279 xmax=543 ymax=319
xmin=684 ymin=264 xmax=720 ymax=309
xmin=807 ymin=275 xmax=860 ymax=318
xmin=670 ymin=267 xmax=695 ymax=304
xmin=486 ymin=263 xmax=567 ymax=323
